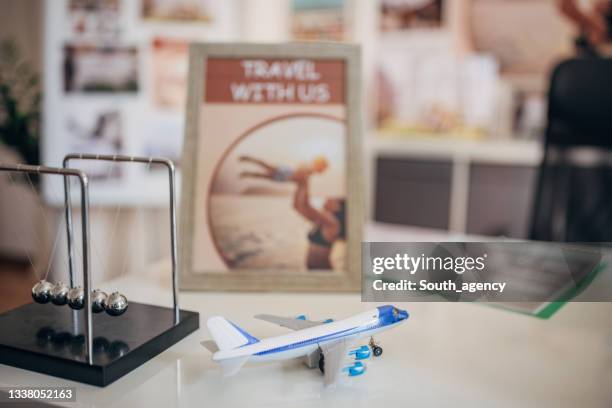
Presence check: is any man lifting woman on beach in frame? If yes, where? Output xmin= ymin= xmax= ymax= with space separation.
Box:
xmin=239 ymin=155 xmax=346 ymax=270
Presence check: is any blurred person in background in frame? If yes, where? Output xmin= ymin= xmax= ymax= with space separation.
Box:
xmin=557 ymin=0 xmax=612 ymax=56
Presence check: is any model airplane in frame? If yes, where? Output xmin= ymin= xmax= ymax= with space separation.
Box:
xmin=201 ymin=305 xmax=409 ymax=386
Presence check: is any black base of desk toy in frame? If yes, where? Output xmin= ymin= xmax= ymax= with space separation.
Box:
xmin=0 ymin=302 xmax=199 ymax=386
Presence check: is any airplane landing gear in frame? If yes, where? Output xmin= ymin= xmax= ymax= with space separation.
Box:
xmin=370 ymin=337 xmax=383 ymax=357
xmin=319 ymin=352 xmax=325 ymax=373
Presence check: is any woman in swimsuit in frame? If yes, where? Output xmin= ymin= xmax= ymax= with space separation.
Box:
xmin=292 ymin=175 xmax=346 ymax=270
xmin=239 ymin=154 xmax=343 ymax=269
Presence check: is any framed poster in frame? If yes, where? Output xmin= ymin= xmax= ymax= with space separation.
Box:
xmin=180 ymin=43 xmax=362 ymax=291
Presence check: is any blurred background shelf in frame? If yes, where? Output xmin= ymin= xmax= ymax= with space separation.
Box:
xmin=367 ymin=132 xmax=543 ymax=165
xmin=367 ymin=133 xmax=540 ymax=238
xmin=369 ymin=132 xmax=542 ymax=164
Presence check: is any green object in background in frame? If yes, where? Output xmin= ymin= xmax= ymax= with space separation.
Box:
xmin=0 ymin=37 xmax=40 ymax=167
xmin=489 ymin=261 xmax=608 ymax=319
xmin=533 ymin=261 xmax=607 ymax=319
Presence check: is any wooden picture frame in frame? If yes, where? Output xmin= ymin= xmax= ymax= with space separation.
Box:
xmin=179 ymin=42 xmax=363 ymax=291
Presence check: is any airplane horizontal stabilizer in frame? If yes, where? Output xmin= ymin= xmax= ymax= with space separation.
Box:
xmin=219 ymin=355 xmax=250 ymax=377
xmin=200 ymin=340 xmax=219 ymax=353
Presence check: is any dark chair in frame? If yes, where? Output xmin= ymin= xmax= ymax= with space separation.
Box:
xmin=530 ymin=58 xmax=612 ymax=242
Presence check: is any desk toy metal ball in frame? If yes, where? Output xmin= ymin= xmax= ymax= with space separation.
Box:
xmin=0 ymin=156 xmax=199 ymax=387
xmin=32 ymin=280 xmax=54 ymax=304
xmin=67 ymin=286 xmax=85 ymax=310
xmin=105 ymin=292 xmax=128 ymax=316
xmin=50 ymin=282 xmax=70 ymax=305
xmin=91 ymin=289 xmax=108 ymax=313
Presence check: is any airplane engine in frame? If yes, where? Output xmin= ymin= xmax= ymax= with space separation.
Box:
xmin=348 ymin=345 xmax=371 ymax=360
xmin=342 ymin=361 xmax=366 ymax=377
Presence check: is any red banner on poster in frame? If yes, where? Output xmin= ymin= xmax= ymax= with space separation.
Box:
xmin=205 ymin=58 xmax=345 ymax=104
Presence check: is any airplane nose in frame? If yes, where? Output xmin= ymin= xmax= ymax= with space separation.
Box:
xmin=398 ymin=310 xmax=408 ymax=321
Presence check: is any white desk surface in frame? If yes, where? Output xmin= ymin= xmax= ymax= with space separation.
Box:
xmin=1 ymin=224 xmax=612 ymax=408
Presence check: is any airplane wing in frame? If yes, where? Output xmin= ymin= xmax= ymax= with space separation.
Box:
xmin=320 ymin=338 xmax=355 ymax=387
xmin=254 ymin=314 xmax=323 ymax=330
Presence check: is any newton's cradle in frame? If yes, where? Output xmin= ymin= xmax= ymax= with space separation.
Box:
xmin=0 ymin=154 xmax=199 ymax=386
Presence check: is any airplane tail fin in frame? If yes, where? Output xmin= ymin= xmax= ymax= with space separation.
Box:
xmin=206 ymin=317 xmax=259 ymax=377
xmin=207 ymin=316 xmax=259 ymax=351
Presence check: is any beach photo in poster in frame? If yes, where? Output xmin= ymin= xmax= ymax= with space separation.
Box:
xmin=210 ymin=115 xmax=346 ymax=271
xmin=180 ymin=43 xmax=362 ymax=291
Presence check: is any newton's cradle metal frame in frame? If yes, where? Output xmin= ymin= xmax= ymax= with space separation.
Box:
xmin=0 ymin=154 xmax=199 ymax=386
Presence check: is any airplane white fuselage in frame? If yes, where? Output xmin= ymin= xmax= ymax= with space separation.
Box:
xmin=213 ymin=308 xmax=401 ymax=363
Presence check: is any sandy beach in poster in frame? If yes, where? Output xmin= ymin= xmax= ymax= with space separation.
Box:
xmin=208 ymin=115 xmax=346 ymax=272
xmin=210 ymin=195 xmax=345 ymax=271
